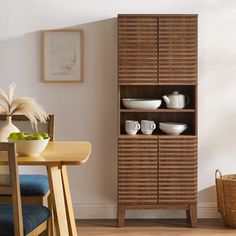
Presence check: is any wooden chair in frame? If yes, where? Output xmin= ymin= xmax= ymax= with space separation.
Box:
xmin=0 ymin=115 xmax=54 ymax=205
xmin=0 ymin=142 xmax=51 ymax=236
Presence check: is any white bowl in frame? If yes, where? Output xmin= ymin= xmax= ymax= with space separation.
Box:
xmin=159 ymin=122 xmax=187 ymax=127
xmin=8 ymin=138 xmax=50 ymax=156
xmin=122 ymin=99 xmax=162 ymax=109
xmin=159 ymin=122 xmax=187 ymax=135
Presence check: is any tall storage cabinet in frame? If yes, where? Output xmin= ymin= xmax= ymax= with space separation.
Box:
xmin=117 ymin=14 xmax=198 ymax=227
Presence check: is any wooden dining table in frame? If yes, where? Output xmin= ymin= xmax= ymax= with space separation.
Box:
xmin=0 ymin=141 xmax=92 ymax=236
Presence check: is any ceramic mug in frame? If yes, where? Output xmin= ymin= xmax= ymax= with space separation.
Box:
xmin=141 ymin=120 xmax=156 ymax=135
xmin=125 ymin=120 xmax=140 ymax=135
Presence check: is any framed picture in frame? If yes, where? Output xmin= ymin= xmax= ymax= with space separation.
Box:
xmin=41 ymin=29 xmax=83 ymax=83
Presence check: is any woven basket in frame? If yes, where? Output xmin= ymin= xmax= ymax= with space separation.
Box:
xmin=215 ymin=169 xmax=236 ymax=228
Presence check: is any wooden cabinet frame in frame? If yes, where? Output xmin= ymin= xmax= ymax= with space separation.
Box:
xmin=117 ymin=14 xmax=198 ymax=228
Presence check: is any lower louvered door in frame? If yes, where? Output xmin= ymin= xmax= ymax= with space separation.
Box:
xmin=118 ymin=136 xmax=158 ymax=205
xmin=158 ymin=136 xmax=197 ymax=204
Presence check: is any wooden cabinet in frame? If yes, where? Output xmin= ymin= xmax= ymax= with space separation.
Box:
xmin=117 ymin=14 xmax=198 ymax=228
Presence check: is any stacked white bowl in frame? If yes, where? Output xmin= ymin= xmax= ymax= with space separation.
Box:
xmin=159 ymin=122 xmax=187 ymax=135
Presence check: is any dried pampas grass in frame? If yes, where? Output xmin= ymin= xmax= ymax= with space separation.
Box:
xmin=0 ymin=82 xmax=48 ymax=130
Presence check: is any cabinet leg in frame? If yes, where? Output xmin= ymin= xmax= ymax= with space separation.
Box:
xmin=189 ymin=203 xmax=198 ymax=228
xmin=118 ymin=205 xmax=126 ymax=227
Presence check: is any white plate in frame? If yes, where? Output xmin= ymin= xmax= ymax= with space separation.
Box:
xmin=122 ymin=99 xmax=162 ymax=109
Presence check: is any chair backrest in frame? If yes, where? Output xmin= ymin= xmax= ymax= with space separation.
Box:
xmin=0 ymin=142 xmax=24 ymax=236
xmin=0 ymin=114 xmax=55 ymax=141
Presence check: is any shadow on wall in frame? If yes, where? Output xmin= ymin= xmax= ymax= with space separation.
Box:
xmin=0 ymin=18 xmax=118 ymax=204
xmin=48 ymin=18 xmax=119 ymax=204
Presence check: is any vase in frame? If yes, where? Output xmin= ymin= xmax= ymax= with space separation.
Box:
xmin=0 ymin=116 xmax=19 ymax=180
xmin=0 ymin=116 xmax=20 ymax=142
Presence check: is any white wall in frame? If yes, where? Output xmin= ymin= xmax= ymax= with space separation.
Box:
xmin=1 ymin=0 xmax=236 ymax=218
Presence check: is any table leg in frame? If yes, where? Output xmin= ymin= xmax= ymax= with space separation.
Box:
xmin=47 ymin=193 xmax=55 ymax=236
xmin=61 ymin=165 xmax=78 ymax=236
xmin=47 ymin=166 xmax=69 ymax=236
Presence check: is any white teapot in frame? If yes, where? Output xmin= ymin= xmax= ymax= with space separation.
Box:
xmin=163 ymin=91 xmax=189 ymax=109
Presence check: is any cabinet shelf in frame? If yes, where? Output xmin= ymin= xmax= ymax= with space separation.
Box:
xmin=119 ymin=134 xmax=197 ymax=138
xmin=120 ymin=109 xmax=195 ymax=113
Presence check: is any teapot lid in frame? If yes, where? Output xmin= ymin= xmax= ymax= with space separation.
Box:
xmin=168 ymin=91 xmax=184 ymax=97
xmin=173 ymin=91 xmax=179 ymax=94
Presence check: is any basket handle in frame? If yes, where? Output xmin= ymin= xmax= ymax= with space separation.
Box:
xmin=215 ymin=169 xmax=223 ymax=180
xmin=215 ymin=169 xmax=225 ymax=216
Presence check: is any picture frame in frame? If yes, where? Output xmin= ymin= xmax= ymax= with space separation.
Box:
xmin=41 ymin=29 xmax=84 ymax=83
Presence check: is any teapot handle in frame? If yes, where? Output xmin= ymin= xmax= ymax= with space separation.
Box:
xmin=136 ymin=123 xmax=141 ymax=130
xmin=185 ymin=95 xmax=190 ymax=106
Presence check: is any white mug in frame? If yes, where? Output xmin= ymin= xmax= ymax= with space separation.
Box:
xmin=141 ymin=120 xmax=156 ymax=135
xmin=125 ymin=120 xmax=140 ymax=135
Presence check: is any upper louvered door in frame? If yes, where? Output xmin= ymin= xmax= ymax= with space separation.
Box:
xmin=158 ymin=136 xmax=198 ymax=204
xmin=158 ymin=15 xmax=197 ymax=85
xmin=118 ymin=16 xmax=158 ymax=85
xmin=118 ymin=136 xmax=158 ymax=204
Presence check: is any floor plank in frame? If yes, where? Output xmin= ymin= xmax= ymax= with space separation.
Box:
xmin=76 ymin=219 xmax=236 ymax=236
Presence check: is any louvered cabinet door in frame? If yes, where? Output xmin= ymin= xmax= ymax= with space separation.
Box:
xmin=118 ymin=16 xmax=158 ymax=85
xmin=158 ymin=136 xmax=197 ymax=204
xmin=118 ymin=136 xmax=158 ymax=205
xmin=158 ymin=15 xmax=197 ymax=85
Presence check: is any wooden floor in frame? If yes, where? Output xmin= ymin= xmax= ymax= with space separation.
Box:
xmin=76 ymin=219 xmax=236 ymax=236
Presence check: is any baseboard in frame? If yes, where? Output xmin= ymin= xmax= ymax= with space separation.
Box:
xmin=73 ymin=202 xmax=221 ymax=219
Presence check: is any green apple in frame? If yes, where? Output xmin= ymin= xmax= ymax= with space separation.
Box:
xmin=8 ymin=132 xmax=18 ymax=140
xmin=40 ymin=133 xmax=49 ymax=139
xmin=32 ymin=134 xmax=44 ymax=140
xmin=16 ymin=132 xmax=25 ymax=140
xmin=26 ymin=135 xmax=34 ymax=140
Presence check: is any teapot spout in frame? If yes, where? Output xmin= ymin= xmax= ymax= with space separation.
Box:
xmin=163 ymin=95 xmax=170 ymax=104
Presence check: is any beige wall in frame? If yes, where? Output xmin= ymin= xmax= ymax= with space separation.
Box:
xmin=0 ymin=0 xmax=236 ymax=218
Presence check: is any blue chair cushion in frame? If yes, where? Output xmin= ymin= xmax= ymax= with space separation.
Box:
xmin=19 ymin=175 xmax=49 ymax=196
xmin=0 ymin=204 xmax=50 ymax=236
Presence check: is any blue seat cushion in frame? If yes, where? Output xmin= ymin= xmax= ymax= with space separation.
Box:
xmin=0 ymin=204 xmax=50 ymax=236
xmin=19 ymin=175 xmax=49 ymax=196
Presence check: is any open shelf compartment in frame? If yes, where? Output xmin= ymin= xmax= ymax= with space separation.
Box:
xmin=120 ymin=112 xmax=196 ymax=135
xmin=120 ymin=85 xmax=196 ymax=110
